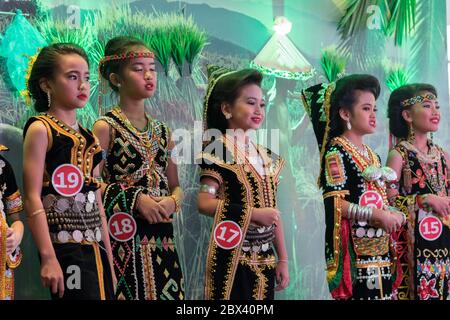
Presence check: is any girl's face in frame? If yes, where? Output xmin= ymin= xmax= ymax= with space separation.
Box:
xmin=403 ymin=91 xmax=440 ymax=134
xmin=341 ymin=90 xmax=377 ymax=136
xmin=223 ymin=83 xmax=265 ymax=132
xmin=46 ymin=53 xmax=90 ymax=110
xmin=117 ymin=47 xmax=157 ymax=99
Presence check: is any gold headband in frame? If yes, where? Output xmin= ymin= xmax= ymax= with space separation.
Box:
xmin=400 ymin=93 xmax=436 ymax=107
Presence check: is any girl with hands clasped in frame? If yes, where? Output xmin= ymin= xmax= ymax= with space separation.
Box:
xmin=93 ymin=36 xmax=184 ymax=300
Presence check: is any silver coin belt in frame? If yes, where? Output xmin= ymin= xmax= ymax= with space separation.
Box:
xmin=42 ymin=191 xmax=103 ymax=244
xmin=242 ymin=224 xmax=276 ymax=253
xmin=353 ymin=220 xmax=386 ymax=239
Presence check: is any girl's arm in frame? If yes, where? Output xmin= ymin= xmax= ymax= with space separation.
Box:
xmin=23 ymin=121 xmax=64 ymax=297
xmin=273 ymin=217 xmax=289 ymax=291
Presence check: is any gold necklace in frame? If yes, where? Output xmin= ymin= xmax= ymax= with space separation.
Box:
xmin=114 ymin=107 xmax=154 ymax=149
xmin=338 ymin=136 xmax=373 ymax=164
xmin=335 ymin=136 xmax=387 ymax=201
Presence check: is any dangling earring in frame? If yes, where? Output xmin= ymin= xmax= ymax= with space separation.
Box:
xmin=224 ymin=113 xmax=232 ymax=120
xmin=47 ymin=92 xmax=51 ymax=108
xmin=430 ymin=132 xmax=434 ymax=143
xmin=346 ymin=121 xmax=352 ymax=130
xmin=408 ymin=123 xmax=415 ymax=143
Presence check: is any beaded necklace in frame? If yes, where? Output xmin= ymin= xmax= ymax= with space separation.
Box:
xmin=334 ymin=136 xmax=387 ymax=202
xmin=399 ymin=140 xmax=446 ymax=195
xmin=113 ymin=107 xmax=155 ymax=150
xmin=111 ymin=107 xmax=161 ymax=189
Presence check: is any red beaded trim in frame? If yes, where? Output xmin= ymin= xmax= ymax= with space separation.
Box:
xmin=99 ymin=51 xmax=155 ymax=66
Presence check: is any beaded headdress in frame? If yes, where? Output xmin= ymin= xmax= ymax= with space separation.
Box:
xmin=202 ymin=65 xmax=238 ymax=132
xmin=301 ymin=81 xmax=336 ymax=186
xmin=400 ymin=93 xmax=437 ymax=107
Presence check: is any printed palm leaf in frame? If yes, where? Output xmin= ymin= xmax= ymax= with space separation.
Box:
xmin=409 ymin=0 xmax=445 ymax=82
xmin=385 ymin=0 xmax=416 ymax=46
xmin=337 ymin=0 xmax=388 ymax=70
xmin=337 ymin=0 xmax=372 ymax=39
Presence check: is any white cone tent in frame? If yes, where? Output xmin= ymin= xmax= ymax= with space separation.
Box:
xmin=251 ymin=16 xmax=315 ymax=80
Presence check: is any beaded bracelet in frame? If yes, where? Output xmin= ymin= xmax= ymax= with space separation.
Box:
xmin=170 ymin=195 xmax=181 ymax=213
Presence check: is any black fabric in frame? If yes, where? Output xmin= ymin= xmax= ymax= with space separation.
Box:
xmin=50 ymin=242 xmax=114 ymax=300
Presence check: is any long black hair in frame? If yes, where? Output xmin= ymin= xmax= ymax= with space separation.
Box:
xmin=328 ymin=74 xmax=380 ymax=139
xmin=388 ymin=83 xmax=437 ymax=139
xmin=27 ymin=43 xmax=89 ymax=112
xmin=206 ymin=68 xmax=263 ymax=134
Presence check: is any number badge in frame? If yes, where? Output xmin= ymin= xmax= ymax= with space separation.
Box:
xmin=214 ymin=220 xmax=243 ymax=250
xmin=359 ymin=190 xmax=383 ymax=209
xmin=52 ymin=164 xmax=84 ymax=197
xmin=419 ymin=216 xmax=442 ymax=241
xmin=108 ymin=212 xmax=137 ymax=242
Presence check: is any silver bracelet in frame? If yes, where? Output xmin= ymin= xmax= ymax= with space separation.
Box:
xmin=356 ymin=205 xmax=364 ymax=221
xmin=351 ymin=203 xmax=358 ymax=220
xmin=356 ymin=205 xmax=364 ymax=220
xmin=367 ymin=207 xmax=373 ymax=222
xmin=353 ymin=204 xmax=360 ymax=220
xmin=347 ymin=203 xmax=354 ymax=219
xmin=199 ymin=184 xmax=217 ymax=195
xmin=349 ymin=203 xmax=357 ymax=220
xmin=356 ymin=206 xmax=373 ymax=222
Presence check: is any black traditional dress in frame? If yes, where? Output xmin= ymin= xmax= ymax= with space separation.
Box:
xmin=23 ymin=114 xmax=114 ymax=300
xmin=321 ymin=136 xmax=398 ymax=300
xmin=198 ymin=134 xmax=284 ymax=300
xmin=99 ymin=107 xmax=184 ymax=300
xmin=0 ymin=146 xmax=23 ymax=300
xmin=391 ymin=140 xmax=450 ymax=300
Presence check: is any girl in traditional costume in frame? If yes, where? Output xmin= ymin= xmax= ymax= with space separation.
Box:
xmin=93 ymin=36 xmax=184 ymax=300
xmin=23 ymin=43 xmax=115 ymax=300
xmin=301 ymin=74 xmax=404 ymax=299
xmin=0 ymin=147 xmax=24 ymax=300
xmin=386 ymin=83 xmax=450 ymax=300
xmin=197 ymin=66 xmax=289 ymax=300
